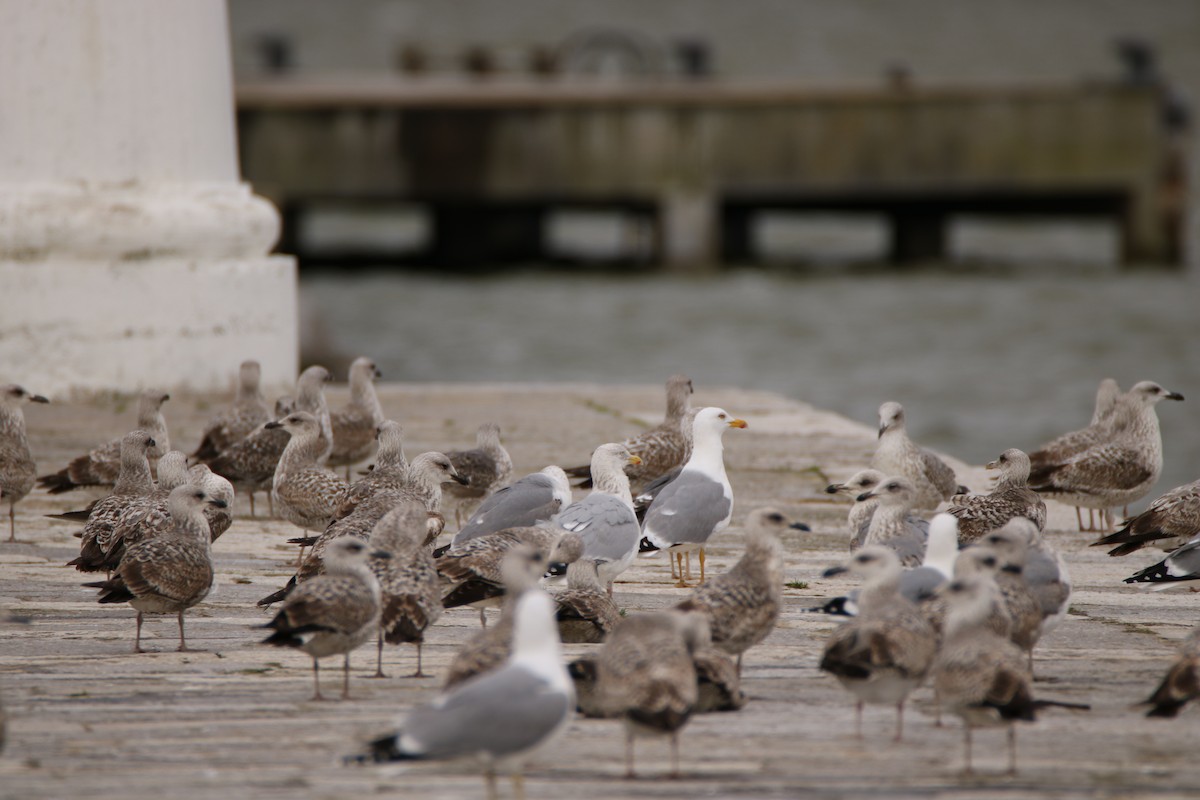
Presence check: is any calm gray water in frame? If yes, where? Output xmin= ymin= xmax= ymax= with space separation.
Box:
xmin=301 ymin=267 xmax=1200 ymax=512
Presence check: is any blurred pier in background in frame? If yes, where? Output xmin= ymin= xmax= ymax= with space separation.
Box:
xmin=237 ymin=77 xmax=1184 ymax=269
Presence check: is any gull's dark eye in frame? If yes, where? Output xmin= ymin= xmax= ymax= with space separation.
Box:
xmin=767 ymin=513 xmax=784 ymax=524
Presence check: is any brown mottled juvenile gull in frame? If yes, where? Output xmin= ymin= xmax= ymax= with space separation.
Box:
xmin=856 ymin=477 xmax=929 ymax=567
xmin=335 ymin=420 xmax=408 ymax=517
xmin=187 ymin=463 xmax=235 ymax=541
xmin=674 ymin=507 xmax=800 ymax=673
xmin=638 ymin=407 xmax=747 ymax=586
xmin=267 ymin=411 xmax=349 ymax=535
xmin=444 ymin=422 xmax=514 ymax=525
xmin=351 ymin=587 xmax=573 ymax=800
xmin=329 ymin=356 xmax=386 ymax=478
xmin=566 ymin=373 xmax=695 ymax=492
xmin=1030 ymin=378 xmax=1123 ymax=468
xmin=547 ymin=533 xmax=619 ymax=644
xmin=438 ymin=526 xmax=562 ymax=626
xmin=451 ymin=465 xmax=571 ymax=547
xmin=1093 ymin=477 xmax=1200 ymax=556
xmin=68 ymin=431 xmax=157 ymax=574
xmin=84 ymin=485 xmax=224 ymax=653
xmin=825 ymin=468 xmax=890 ymax=550
xmin=557 ymin=443 xmax=643 ymax=594
xmin=0 ymin=384 xmax=48 ymax=541
xmin=295 ymin=365 xmax=334 ymax=465
xmin=91 ymin=450 xmax=193 ymax=572
xmin=39 ymin=390 xmax=170 ymax=493
xmin=593 ymin=610 xmax=709 ymax=778
xmin=368 ymin=502 xmax=442 ymax=678
xmin=192 ymin=360 xmax=270 ymax=461
xmin=1141 ymin=628 xmax=1200 ymax=718
xmin=932 ymin=575 xmax=1089 ymax=775
xmin=949 ymin=449 xmax=1046 ymax=545
xmin=204 ymin=396 xmax=293 ymax=517
xmin=920 ymin=546 xmax=1015 ymax=644
xmin=1029 ymin=380 xmax=1184 ymax=532
xmin=872 ymin=401 xmax=963 ymax=511
xmin=442 ymin=545 xmax=549 ymax=689
xmin=819 ymin=546 xmax=938 ymax=741
xmin=261 ymin=536 xmax=385 ymax=700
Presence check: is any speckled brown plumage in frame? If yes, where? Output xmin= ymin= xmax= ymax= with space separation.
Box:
xmin=39 ymin=390 xmax=170 ymax=493
xmin=203 ymin=396 xmax=293 ymax=517
xmin=92 ymin=451 xmax=193 ymax=572
xmin=1143 ymin=628 xmax=1200 ymax=718
xmin=335 ymin=420 xmax=407 ymax=517
xmin=269 ymin=411 xmax=349 ymax=533
xmin=0 ymin=384 xmax=48 ymax=541
xmin=1094 ymin=477 xmax=1200 ymax=556
xmin=294 ymin=365 xmax=333 ymax=465
xmin=192 ymin=360 xmax=270 ymax=461
xmin=329 ymin=357 xmax=385 ymax=473
xmin=437 ymin=527 xmax=561 ymax=623
xmin=950 ymin=449 xmax=1046 ymax=545
xmin=872 ymin=401 xmax=961 ymax=511
xmin=68 ymin=431 xmax=158 ymax=573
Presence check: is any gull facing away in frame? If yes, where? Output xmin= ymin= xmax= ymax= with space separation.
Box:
xmin=83 ymin=485 xmax=223 ymax=653
xmin=450 ymin=466 xmax=572 ymax=547
xmin=294 ymin=365 xmax=334 ymax=465
xmin=1029 ymin=380 xmax=1184 ymax=533
xmin=261 ymin=537 xmax=386 ymax=701
xmin=39 ymin=390 xmax=170 ymax=492
xmin=1141 ymin=627 xmax=1200 ymax=718
xmin=351 ymin=588 xmax=573 ymax=800
xmin=336 ymin=420 xmax=409 ymax=517
xmin=0 ymin=384 xmax=48 ymax=541
xmin=675 ymin=507 xmax=803 ymax=673
xmin=593 ymin=610 xmax=709 ymax=779
xmin=638 ymin=406 xmax=747 ymax=586
xmin=1092 ymin=477 xmax=1200 ymax=557
xmin=933 ymin=575 xmax=1089 ymax=775
xmin=871 ymin=401 xmax=963 ymax=511
xmin=949 ymin=448 xmax=1046 ymax=545
xmin=556 ymin=443 xmax=643 ymax=595
xmin=565 ymin=373 xmax=694 ymax=492
xmin=204 ymin=396 xmax=294 ymax=517
xmin=818 ymin=546 xmax=938 ymax=741
xmin=328 ymin=356 xmax=386 ymax=478
xmin=191 ymin=360 xmax=270 ymax=461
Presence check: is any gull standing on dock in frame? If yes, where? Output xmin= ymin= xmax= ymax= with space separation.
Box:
xmin=352 ymin=587 xmax=573 ymax=800
xmin=444 ymin=422 xmax=514 ymax=526
xmin=204 ymin=396 xmax=293 ymax=517
xmin=84 ymin=485 xmax=224 ymax=653
xmin=639 ymin=407 xmax=747 ymax=586
xmin=69 ymin=431 xmax=157 ymax=574
xmin=548 ymin=533 xmax=620 ymax=644
xmin=825 ymin=468 xmax=891 ymax=550
xmin=818 ymin=546 xmax=938 ymax=741
xmin=438 ymin=526 xmax=562 ymax=626
xmin=328 ymin=357 xmax=386 ymax=479
xmin=565 ymin=373 xmax=694 ymax=492
xmin=191 ymin=360 xmax=270 ymax=460
xmin=368 ymin=502 xmax=442 ymax=678
xmin=267 ymin=411 xmax=349 ymax=541
xmin=261 ymin=537 xmax=385 ymax=700
xmin=336 ymin=420 xmax=409 ymax=516
xmin=451 ymin=466 xmax=571 ymax=547
xmin=39 ymin=390 xmax=170 ymax=492
xmin=932 ymin=575 xmax=1089 ymax=774
xmin=294 ymin=365 xmax=334 ymax=465
xmin=949 ymin=449 xmax=1046 ymax=545
xmin=0 ymin=384 xmax=48 ymax=541
xmin=871 ymin=401 xmax=963 ymax=511
xmin=857 ymin=477 xmax=929 ymax=567
xmin=556 ymin=443 xmax=643 ymax=595
xmin=1029 ymin=381 xmax=1183 ymax=532
xmin=1092 ymin=477 xmax=1200 ymax=556
xmin=593 ymin=610 xmax=709 ymax=779
xmin=674 ymin=507 xmax=801 ymax=673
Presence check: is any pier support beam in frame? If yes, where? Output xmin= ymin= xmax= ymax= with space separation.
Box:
xmin=660 ymin=190 xmax=718 ymax=271
xmin=0 ymin=0 xmax=297 ymax=396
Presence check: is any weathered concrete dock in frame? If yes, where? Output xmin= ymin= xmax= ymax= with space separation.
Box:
xmin=1 ymin=383 xmax=1198 ymax=799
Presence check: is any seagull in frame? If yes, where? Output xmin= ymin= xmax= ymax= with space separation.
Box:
xmin=1141 ymin=627 xmax=1200 ymax=717
xmin=68 ymin=431 xmax=157 ymax=574
xmin=818 ymin=546 xmax=938 ymax=741
xmin=450 ymin=466 xmax=572 ymax=548
xmin=674 ymin=507 xmax=802 ymax=673
xmin=549 ymin=534 xmax=620 ymax=644
xmin=335 ymin=420 xmax=409 ymax=517
xmin=949 ymin=449 xmax=1046 ymax=545
xmin=592 ymin=610 xmax=709 ymax=778
xmin=83 ymin=485 xmax=223 ymax=653
xmin=294 ymin=365 xmax=334 ymax=465
xmin=444 ymin=422 xmax=514 ymax=525
xmin=0 ymin=384 xmax=48 ymax=541
xmin=267 ymin=411 xmax=349 ymax=541
xmin=638 ymin=407 xmax=747 ymax=586
xmin=39 ymin=390 xmax=170 ymax=493
xmin=191 ymin=360 xmax=270 ymax=461
xmin=328 ymin=357 xmax=386 ymax=479
xmin=565 ymin=373 xmax=694 ymax=492
xmin=1092 ymin=477 xmax=1200 ymax=556
xmin=1123 ymin=534 xmax=1200 ymax=590
xmin=204 ymin=396 xmax=294 ymax=517
xmin=367 ymin=502 xmax=442 ymax=678
xmin=438 ymin=526 xmax=562 ymax=626
xmin=855 ymin=477 xmax=929 ymax=567
xmin=261 ymin=537 xmax=386 ymax=701
xmin=1029 ymin=381 xmax=1184 ymax=533
xmin=871 ymin=401 xmax=963 ymax=511
xmin=351 ymin=587 xmax=574 ymax=800
xmin=932 ymin=575 xmax=1089 ymax=775
xmin=556 ymin=443 xmax=643 ymax=595
xmin=825 ymin=468 xmax=891 ymax=550
xmin=90 ymin=451 xmax=195 ymax=572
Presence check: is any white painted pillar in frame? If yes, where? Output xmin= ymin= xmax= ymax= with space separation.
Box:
xmin=0 ymin=0 xmax=297 ymax=396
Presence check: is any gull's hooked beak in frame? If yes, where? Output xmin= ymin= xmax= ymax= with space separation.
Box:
xmin=627 ymin=454 xmax=643 ymax=466
xmin=822 ymin=565 xmax=849 ymax=579
xmin=985 ymin=459 xmax=1001 ymax=470
xmin=855 ymin=490 xmax=877 ymax=502
xmin=1166 ymin=391 xmax=1185 ymax=401
xmin=824 ymin=483 xmax=843 ymax=494
xmin=208 ymin=498 xmax=229 ymax=509
xmin=452 ymin=473 xmax=470 ymax=486
xmin=31 ymin=394 xmax=49 ymax=404
xmin=728 ymin=418 xmax=747 ymax=429
xmin=264 ymin=420 xmax=282 ymax=429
